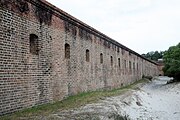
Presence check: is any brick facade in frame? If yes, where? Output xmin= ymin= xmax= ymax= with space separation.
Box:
xmin=0 ymin=0 xmax=159 ymax=115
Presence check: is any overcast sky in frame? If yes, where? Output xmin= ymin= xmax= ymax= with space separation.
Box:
xmin=46 ymin=0 xmax=180 ymax=54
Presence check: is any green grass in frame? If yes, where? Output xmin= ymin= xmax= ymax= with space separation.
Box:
xmin=0 ymin=78 xmax=149 ymax=120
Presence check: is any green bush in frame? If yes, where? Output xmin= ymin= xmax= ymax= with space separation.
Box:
xmin=163 ymin=43 xmax=180 ymax=80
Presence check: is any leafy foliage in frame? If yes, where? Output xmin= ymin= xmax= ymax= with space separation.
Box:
xmin=163 ymin=43 xmax=180 ymax=80
xmin=142 ymin=51 xmax=163 ymax=61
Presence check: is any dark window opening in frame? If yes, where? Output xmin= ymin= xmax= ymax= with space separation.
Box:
xmin=30 ymin=34 xmax=39 ymax=55
xmin=118 ymin=58 xmax=121 ymax=68
xmin=117 ymin=47 xmax=120 ymax=53
xmin=65 ymin=43 xmax=70 ymax=59
xmin=111 ymin=56 xmax=113 ymax=66
xmin=100 ymin=53 xmax=103 ymax=64
xmin=86 ymin=49 xmax=90 ymax=62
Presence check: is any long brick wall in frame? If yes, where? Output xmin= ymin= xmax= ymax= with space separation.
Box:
xmin=0 ymin=0 xmax=159 ymax=115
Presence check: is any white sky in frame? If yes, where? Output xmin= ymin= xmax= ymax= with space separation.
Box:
xmin=46 ymin=0 xmax=180 ymax=54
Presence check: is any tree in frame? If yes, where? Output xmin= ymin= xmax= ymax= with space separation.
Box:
xmin=142 ymin=51 xmax=163 ymax=61
xmin=163 ymin=43 xmax=180 ymax=80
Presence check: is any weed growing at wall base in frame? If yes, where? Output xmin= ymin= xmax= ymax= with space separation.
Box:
xmin=0 ymin=78 xmax=149 ymax=120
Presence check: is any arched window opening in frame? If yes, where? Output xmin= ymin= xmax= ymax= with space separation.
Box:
xmin=118 ymin=58 xmax=121 ymax=68
xmin=65 ymin=43 xmax=70 ymax=59
xmin=111 ymin=56 xmax=113 ymax=66
xmin=100 ymin=53 xmax=103 ymax=64
xmin=30 ymin=34 xmax=39 ymax=55
xmin=86 ymin=49 xmax=90 ymax=62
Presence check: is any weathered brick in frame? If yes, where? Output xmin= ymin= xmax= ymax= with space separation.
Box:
xmin=0 ymin=0 xmax=159 ymax=115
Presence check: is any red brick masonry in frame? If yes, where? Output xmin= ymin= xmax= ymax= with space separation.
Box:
xmin=0 ymin=0 xmax=159 ymax=115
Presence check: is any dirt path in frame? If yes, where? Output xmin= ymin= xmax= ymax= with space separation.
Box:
xmin=48 ymin=76 xmax=180 ymax=120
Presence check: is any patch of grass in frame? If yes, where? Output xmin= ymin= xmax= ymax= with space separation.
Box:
xmin=0 ymin=78 xmax=149 ymax=120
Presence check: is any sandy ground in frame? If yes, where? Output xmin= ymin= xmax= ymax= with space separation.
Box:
xmin=121 ymin=76 xmax=180 ymax=120
xmin=49 ymin=76 xmax=180 ymax=120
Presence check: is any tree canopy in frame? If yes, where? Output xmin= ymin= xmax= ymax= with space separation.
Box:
xmin=142 ymin=51 xmax=163 ymax=61
xmin=163 ymin=43 xmax=180 ymax=80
